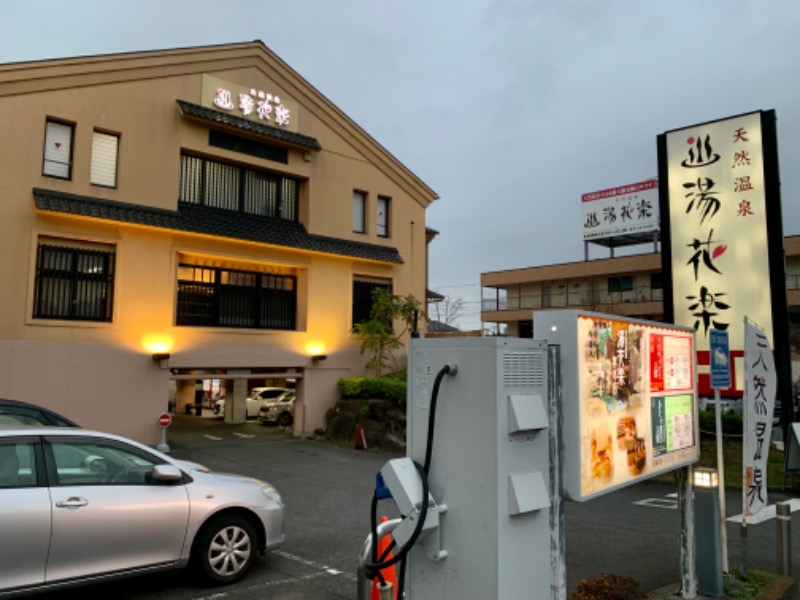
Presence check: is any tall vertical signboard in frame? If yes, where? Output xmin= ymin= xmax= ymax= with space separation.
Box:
xmin=657 ymin=111 xmax=791 ymax=430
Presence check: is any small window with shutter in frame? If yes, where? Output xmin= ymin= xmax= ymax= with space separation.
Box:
xmin=90 ymin=130 xmax=119 ymax=188
xmin=353 ymin=190 xmax=366 ymax=234
xmin=43 ymin=120 xmax=74 ymax=179
xmin=377 ymin=196 xmax=390 ymax=238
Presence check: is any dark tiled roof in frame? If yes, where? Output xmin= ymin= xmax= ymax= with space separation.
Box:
xmin=177 ymin=100 xmax=322 ymax=151
xmin=33 ymin=188 xmax=403 ymax=264
xmin=427 ymin=320 xmax=460 ymax=333
xmin=427 ymin=289 xmax=445 ymax=302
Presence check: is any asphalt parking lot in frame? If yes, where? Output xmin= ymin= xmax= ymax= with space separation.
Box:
xmin=39 ymin=412 xmax=799 ymax=599
xmin=167 ymin=412 xmax=400 ymax=600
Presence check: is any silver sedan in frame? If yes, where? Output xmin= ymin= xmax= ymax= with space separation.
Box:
xmin=0 ymin=426 xmax=284 ymax=596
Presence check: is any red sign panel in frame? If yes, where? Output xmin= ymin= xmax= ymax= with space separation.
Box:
xmin=158 ymin=413 xmax=172 ymax=428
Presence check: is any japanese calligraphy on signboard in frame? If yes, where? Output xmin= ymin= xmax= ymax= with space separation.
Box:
xmin=660 ymin=112 xmax=774 ymax=367
xmin=743 ymin=319 xmax=776 ymax=516
xmin=582 ymin=180 xmax=659 ymax=241
xmin=201 ymin=74 xmax=299 ymax=132
xmin=534 ymin=310 xmax=699 ymax=501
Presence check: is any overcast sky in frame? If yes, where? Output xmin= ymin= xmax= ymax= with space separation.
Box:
xmin=3 ymin=1 xmax=800 ymax=329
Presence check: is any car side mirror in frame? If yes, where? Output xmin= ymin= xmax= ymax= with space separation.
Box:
xmin=151 ymin=464 xmax=184 ymax=483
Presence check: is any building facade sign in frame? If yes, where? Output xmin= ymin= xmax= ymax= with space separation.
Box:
xmin=201 ymin=74 xmax=299 ymax=132
xmin=581 ymin=179 xmax=659 ymax=241
xmin=658 ymin=111 xmax=780 ymax=382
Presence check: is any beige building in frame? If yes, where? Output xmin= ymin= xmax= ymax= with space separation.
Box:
xmin=0 ymin=42 xmax=437 ymax=443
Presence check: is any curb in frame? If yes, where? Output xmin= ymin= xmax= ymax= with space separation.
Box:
xmin=651 ymin=575 xmax=797 ymax=600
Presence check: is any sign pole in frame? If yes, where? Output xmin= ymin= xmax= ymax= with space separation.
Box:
xmin=157 ymin=412 xmax=172 ymax=453
xmin=709 ymin=329 xmax=731 ymax=573
xmin=713 ymin=389 xmax=728 ymax=572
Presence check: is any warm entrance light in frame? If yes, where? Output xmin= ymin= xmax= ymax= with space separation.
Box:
xmin=305 ymin=340 xmax=326 ymax=356
xmin=142 ymin=334 xmax=173 ymax=354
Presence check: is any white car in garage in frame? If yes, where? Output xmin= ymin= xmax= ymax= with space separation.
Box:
xmin=213 ymin=387 xmax=288 ymax=418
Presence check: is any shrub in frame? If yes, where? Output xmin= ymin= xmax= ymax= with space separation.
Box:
xmin=338 ymin=376 xmax=407 ymax=405
xmin=698 ymin=409 xmax=743 ymax=436
xmin=359 ymin=404 xmax=373 ymax=419
xmin=570 ymin=573 xmax=648 ymax=600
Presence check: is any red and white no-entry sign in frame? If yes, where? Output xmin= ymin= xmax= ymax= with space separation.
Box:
xmin=158 ymin=413 xmax=172 ymax=428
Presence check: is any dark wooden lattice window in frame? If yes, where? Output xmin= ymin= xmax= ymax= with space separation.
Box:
xmin=176 ymin=264 xmax=296 ymax=330
xmin=33 ymin=244 xmax=115 ymax=322
xmin=352 ymin=277 xmax=392 ymax=327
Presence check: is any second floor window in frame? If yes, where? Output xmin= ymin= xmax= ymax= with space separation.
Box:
xmin=608 ymin=276 xmax=633 ymax=293
xmin=176 ymin=264 xmax=296 ymax=330
xmin=377 ymin=196 xmax=390 ymax=238
xmin=352 ymin=277 xmax=392 ymax=326
xmin=179 ymin=154 xmax=298 ymax=221
xmin=650 ymin=273 xmax=663 ymax=290
xmin=33 ymin=242 xmax=115 ymax=322
xmin=353 ymin=191 xmax=366 ymax=233
xmin=43 ymin=120 xmax=74 ymax=179
xmin=90 ymin=130 xmax=119 ymax=188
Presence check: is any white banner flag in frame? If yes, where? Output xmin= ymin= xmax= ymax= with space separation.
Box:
xmin=743 ymin=319 xmax=776 ymax=517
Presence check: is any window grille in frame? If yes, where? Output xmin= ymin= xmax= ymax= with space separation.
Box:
xmin=352 ymin=278 xmax=392 ymax=326
xmin=176 ymin=264 xmax=296 ymax=330
xmin=33 ymin=244 xmax=115 ymax=321
xmin=179 ymin=154 xmax=299 ymax=221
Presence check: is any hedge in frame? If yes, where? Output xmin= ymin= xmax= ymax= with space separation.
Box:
xmin=338 ymin=376 xmax=407 ymax=405
xmin=698 ymin=409 xmax=743 ymax=436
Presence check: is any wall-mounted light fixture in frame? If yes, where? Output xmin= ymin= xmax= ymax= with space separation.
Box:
xmin=152 ymin=353 xmax=171 ymax=369
xmin=305 ymin=340 xmax=328 ymax=364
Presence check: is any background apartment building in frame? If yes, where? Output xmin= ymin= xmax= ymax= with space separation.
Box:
xmin=481 ymin=235 xmax=800 ymax=393
xmin=0 ymin=42 xmax=437 ymax=443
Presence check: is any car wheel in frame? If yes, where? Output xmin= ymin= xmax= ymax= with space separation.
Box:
xmin=193 ymin=514 xmax=257 ymax=585
xmin=278 ymin=412 xmax=293 ymax=428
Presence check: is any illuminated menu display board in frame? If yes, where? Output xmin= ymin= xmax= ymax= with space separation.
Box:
xmin=535 ymin=310 xmax=699 ymax=501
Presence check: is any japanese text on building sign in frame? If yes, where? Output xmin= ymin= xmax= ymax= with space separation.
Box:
xmin=581 ymin=179 xmax=659 ymax=241
xmin=664 ymin=111 xmax=773 ymax=369
xmin=213 ymin=87 xmax=291 ymax=127
xmin=201 ymin=74 xmax=297 ymax=132
xmin=743 ymin=319 xmax=776 ymax=517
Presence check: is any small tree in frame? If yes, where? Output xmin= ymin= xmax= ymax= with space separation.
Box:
xmin=428 ymin=293 xmax=465 ymax=327
xmin=354 ymin=288 xmax=425 ymax=375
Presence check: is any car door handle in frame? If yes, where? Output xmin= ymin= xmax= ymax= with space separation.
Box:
xmin=55 ymin=497 xmax=89 ymax=509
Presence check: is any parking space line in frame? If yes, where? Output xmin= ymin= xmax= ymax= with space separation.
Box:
xmin=202 ymin=434 xmax=223 ymax=441
xmin=633 ymin=497 xmax=678 ymax=509
xmin=274 ymin=549 xmax=357 ymax=581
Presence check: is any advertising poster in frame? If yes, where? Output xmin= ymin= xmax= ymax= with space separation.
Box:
xmin=535 ymin=310 xmax=700 ymax=501
xmin=575 ymin=314 xmax=698 ymax=499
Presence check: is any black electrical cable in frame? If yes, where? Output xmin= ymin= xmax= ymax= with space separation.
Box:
xmin=366 ymin=363 xmax=452 ymax=596
xmin=423 ymin=364 xmax=451 ymax=476
xmin=364 ymin=459 xmax=430 ymax=579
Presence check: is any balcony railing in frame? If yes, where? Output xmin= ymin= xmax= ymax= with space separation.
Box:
xmin=482 ymin=285 xmax=663 ymax=312
xmin=482 ymin=273 xmax=800 ymax=313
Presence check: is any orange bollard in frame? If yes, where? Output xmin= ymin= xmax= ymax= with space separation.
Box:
xmin=370 ymin=516 xmax=397 ymax=600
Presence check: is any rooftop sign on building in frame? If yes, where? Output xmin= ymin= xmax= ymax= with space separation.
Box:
xmin=201 ymin=74 xmax=299 ymax=133
xmin=581 ymin=179 xmax=659 ymax=243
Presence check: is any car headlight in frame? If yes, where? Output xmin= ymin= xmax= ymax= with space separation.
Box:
xmin=259 ymin=482 xmax=283 ymax=505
